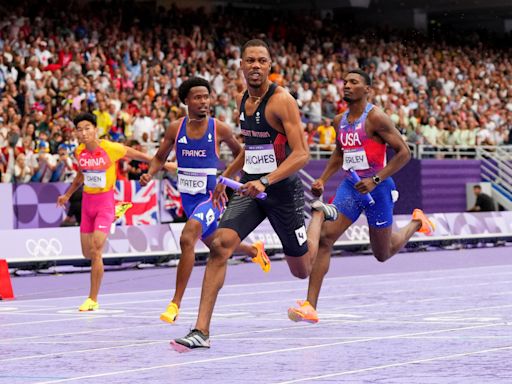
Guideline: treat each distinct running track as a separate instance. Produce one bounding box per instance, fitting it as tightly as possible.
[1,246,512,383]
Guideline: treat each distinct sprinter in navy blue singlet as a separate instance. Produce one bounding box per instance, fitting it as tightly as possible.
[171,40,339,352]
[141,77,270,328]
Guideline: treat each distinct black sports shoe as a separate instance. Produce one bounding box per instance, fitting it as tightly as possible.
[311,200,339,221]
[170,329,210,352]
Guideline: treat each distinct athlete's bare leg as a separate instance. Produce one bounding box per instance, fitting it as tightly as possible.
[80,231,108,302]
[194,228,241,334]
[306,214,353,308]
[369,219,421,262]
[286,210,325,279]
[171,221,259,308]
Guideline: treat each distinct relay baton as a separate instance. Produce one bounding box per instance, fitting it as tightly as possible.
[348,168,375,206]
[218,176,267,200]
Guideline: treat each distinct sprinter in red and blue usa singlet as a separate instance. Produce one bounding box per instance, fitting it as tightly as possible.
[333,102,397,228]
[287,69,435,325]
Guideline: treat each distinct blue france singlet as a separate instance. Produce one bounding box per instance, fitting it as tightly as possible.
[175,117,219,198]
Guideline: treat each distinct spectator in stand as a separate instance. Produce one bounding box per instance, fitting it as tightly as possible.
[304,122,317,147]
[93,101,113,138]
[14,153,33,182]
[132,108,155,144]
[421,117,439,155]
[506,113,512,145]
[50,145,76,183]
[214,93,235,129]
[127,140,149,180]
[0,1,511,189]
[468,185,496,212]
[31,140,56,182]
[317,118,336,152]
[1,131,18,183]
[407,125,424,146]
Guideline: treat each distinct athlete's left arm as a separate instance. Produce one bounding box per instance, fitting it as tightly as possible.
[371,108,411,180]
[355,110,411,194]
[124,146,176,173]
[266,91,309,185]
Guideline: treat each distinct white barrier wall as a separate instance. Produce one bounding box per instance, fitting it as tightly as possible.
[2,212,512,264]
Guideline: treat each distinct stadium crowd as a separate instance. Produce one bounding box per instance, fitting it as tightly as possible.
[0,2,511,183]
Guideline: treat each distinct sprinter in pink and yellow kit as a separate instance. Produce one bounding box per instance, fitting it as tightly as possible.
[57,112,175,312]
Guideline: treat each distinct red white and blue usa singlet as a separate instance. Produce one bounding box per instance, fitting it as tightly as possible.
[337,103,386,179]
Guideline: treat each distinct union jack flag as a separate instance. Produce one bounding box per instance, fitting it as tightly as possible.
[160,177,184,222]
[114,180,159,225]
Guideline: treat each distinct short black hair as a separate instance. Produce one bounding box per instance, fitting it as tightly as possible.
[347,69,372,86]
[241,39,271,58]
[73,112,97,127]
[474,184,482,189]
[178,77,211,104]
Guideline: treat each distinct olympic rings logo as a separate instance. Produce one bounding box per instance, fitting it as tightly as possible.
[344,225,370,241]
[25,238,63,258]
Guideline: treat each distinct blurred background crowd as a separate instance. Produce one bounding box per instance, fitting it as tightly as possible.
[1,1,511,183]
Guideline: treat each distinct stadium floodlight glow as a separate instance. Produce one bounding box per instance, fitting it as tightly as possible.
[349,0,371,8]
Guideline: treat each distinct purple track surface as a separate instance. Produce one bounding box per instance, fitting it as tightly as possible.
[2,247,512,383]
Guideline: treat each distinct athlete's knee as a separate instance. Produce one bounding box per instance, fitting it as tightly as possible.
[82,251,92,260]
[90,239,105,258]
[373,249,391,262]
[180,232,197,250]
[319,234,336,250]
[290,267,310,279]
[209,235,236,261]
[287,256,311,279]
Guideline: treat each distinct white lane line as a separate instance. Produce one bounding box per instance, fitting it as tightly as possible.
[8,277,510,316]
[5,340,168,344]
[400,303,512,319]
[208,335,512,341]
[0,341,166,363]
[3,283,512,328]
[12,263,512,304]
[1,265,510,340]
[0,316,110,327]
[275,345,512,383]
[0,315,496,345]
[9,331,508,346]
[0,323,167,343]
[0,321,322,344]
[33,323,502,384]
[0,322,331,362]
[56,309,124,314]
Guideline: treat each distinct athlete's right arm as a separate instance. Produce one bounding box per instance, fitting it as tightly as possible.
[312,114,343,197]
[57,170,84,207]
[140,120,179,186]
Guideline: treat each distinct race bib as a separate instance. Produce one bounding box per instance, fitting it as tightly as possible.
[178,170,208,195]
[342,148,370,171]
[243,144,277,174]
[83,171,107,188]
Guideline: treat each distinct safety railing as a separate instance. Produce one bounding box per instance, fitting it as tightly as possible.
[414,144,508,159]
[476,146,512,210]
